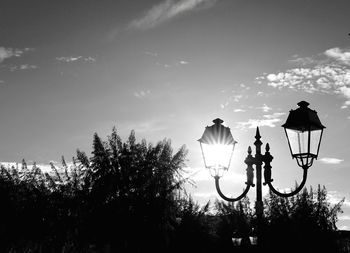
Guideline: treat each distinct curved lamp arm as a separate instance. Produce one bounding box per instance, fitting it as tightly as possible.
[214,176,251,202]
[213,146,256,202]
[262,143,309,197]
[265,167,308,197]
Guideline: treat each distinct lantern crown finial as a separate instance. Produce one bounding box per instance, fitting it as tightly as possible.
[297,101,310,108]
[213,118,224,125]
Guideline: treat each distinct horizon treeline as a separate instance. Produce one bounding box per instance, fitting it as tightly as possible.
[0,127,346,252]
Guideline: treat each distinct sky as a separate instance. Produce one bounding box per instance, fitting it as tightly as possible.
[1,0,350,229]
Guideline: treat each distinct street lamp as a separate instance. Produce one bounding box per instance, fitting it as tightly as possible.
[198,101,325,245]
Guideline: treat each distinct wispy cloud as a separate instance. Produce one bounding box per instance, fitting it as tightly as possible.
[220,101,229,109]
[233,94,243,102]
[127,0,217,30]
[257,47,350,108]
[327,191,350,207]
[144,51,158,57]
[156,60,190,68]
[289,55,317,66]
[0,47,33,63]
[119,118,168,134]
[257,103,272,112]
[319,157,344,165]
[56,56,96,63]
[233,108,245,112]
[339,215,350,221]
[236,112,286,130]
[219,92,249,111]
[134,90,151,98]
[10,64,38,71]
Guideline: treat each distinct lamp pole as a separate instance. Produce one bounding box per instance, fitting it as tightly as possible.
[198,101,325,248]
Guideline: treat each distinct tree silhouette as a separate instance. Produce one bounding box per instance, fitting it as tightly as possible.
[170,196,214,252]
[262,185,343,252]
[215,197,254,250]
[0,128,346,252]
[0,127,189,252]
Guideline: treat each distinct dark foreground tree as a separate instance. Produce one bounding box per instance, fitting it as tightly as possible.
[170,196,215,253]
[0,127,189,252]
[215,197,254,250]
[0,127,346,252]
[262,185,344,253]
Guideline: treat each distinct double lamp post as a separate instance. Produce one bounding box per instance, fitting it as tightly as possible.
[198,101,325,244]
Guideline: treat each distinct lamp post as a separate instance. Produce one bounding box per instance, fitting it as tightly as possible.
[198,101,325,246]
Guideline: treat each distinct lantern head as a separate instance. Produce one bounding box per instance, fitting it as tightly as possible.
[282,101,325,168]
[198,118,237,177]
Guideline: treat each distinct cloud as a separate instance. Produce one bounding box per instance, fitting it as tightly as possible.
[56,56,96,63]
[327,191,350,207]
[0,47,33,63]
[339,215,350,221]
[233,94,243,102]
[236,112,286,129]
[127,0,217,30]
[119,118,168,134]
[289,56,316,66]
[257,103,272,112]
[84,57,96,63]
[324,47,350,65]
[156,60,190,68]
[134,90,151,98]
[220,101,229,109]
[258,47,350,108]
[319,157,344,164]
[10,64,38,71]
[56,56,82,62]
[145,51,158,57]
[234,108,245,112]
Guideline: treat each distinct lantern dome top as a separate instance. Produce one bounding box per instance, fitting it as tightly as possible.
[282,101,326,131]
[213,118,224,125]
[198,118,237,145]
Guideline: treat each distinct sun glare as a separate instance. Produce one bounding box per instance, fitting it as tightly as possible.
[201,143,234,173]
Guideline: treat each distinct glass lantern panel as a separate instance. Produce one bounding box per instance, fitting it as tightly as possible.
[200,142,234,170]
[286,128,309,156]
[310,129,322,156]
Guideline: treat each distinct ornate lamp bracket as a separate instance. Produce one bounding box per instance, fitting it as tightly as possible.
[263,143,309,197]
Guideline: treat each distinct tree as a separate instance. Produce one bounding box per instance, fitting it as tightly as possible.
[74,127,189,251]
[215,197,254,250]
[171,196,213,252]
[0,127,189,252]
[262,185,343,252]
